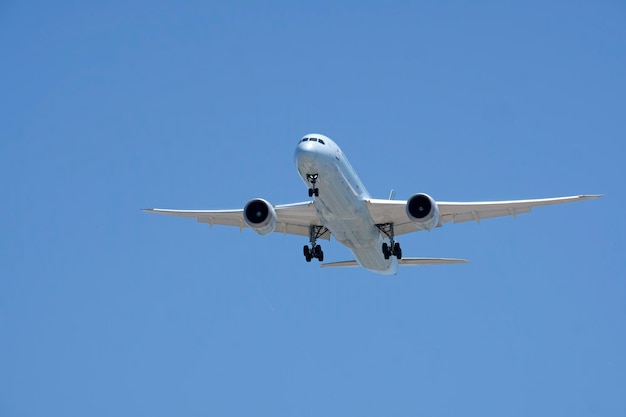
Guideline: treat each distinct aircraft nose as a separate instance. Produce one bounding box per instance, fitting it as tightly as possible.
[294,140,317,164]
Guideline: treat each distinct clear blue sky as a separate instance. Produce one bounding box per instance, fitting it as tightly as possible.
[1,1,624,416]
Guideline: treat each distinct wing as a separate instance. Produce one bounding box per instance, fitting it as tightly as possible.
[366,194,602,236]
[144,201,330,240]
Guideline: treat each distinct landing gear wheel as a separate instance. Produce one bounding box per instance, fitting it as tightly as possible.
[382,242,390,260]
[314,245,324,262]
[303,225,329,264]
[306,174,319,197]
[393,242,402,260]
[378,223,403,260]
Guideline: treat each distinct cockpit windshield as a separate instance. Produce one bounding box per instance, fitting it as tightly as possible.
[300,137,326,145]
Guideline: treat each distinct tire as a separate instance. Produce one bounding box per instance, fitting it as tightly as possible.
[393,242,402,259]
[318,250,324,262]
[382,243,390,260]
[308,189,314,197]
[314,188,319,197]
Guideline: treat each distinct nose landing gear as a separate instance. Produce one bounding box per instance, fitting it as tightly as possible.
[306,174,319,197]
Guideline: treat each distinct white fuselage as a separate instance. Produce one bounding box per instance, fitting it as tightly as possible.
[294,134,398,275]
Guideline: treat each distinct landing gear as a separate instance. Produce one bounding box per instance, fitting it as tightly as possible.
[381,243,401,259]
[303,225,327,262]
[377,223,402,260]
[393,242,402,259]
[306,174,319,197]
[303,245,313,262]
[382,242,390,260]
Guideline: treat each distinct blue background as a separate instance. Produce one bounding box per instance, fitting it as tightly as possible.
[1,2,624,416]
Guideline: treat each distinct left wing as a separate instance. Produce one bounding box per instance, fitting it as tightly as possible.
[366,194,602,236]
[144,201,330,239]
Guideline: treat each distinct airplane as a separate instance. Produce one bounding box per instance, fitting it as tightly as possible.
[144,133,601,275]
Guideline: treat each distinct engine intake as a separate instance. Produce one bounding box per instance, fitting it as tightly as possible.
[406,193,440,231]
[243,198,277,235]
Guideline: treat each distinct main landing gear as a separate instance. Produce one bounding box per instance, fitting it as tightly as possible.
[377,223,402,260]
[306,174,319,197]
[303,225,327,262]
[303,244,323,262]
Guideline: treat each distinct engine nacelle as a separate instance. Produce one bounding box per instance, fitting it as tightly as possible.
[406,193,440,231]
[243,198,277,235]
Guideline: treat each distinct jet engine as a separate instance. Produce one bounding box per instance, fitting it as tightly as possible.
[243,198,277,235]
[406,193,440,231]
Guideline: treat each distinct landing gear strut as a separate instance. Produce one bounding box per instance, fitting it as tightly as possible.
[377,223,402,260]
[303,225,327,262]
[306,174,319,197]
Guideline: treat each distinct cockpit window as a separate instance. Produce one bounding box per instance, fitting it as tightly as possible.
[300,137,325,144]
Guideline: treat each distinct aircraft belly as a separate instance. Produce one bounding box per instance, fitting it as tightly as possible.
[316,174,377,248]
[299,151,396,274]
[328,221,395,274]
[313,164,395,274]
[351,245,398,275]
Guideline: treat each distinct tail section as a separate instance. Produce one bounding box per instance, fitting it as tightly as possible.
[398,257,469,266]
[321,257,469,269]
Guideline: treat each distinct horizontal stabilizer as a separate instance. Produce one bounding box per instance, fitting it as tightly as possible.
[320,260,361,268]
[321,257,469,268]
[399,257,469,265]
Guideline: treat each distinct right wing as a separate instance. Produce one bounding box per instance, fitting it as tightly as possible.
[366,194,602,236]
[144,201,330,240]
[436,195,602,225]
